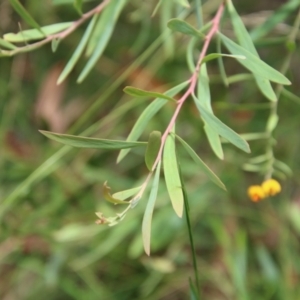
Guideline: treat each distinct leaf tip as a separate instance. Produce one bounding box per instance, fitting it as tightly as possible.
[245,143,251,153]
[39,130,47,135]
[144,246,150,256]
[174,206,183,218]
[56,76,64,85]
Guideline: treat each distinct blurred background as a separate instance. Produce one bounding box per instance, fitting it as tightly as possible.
[1,0,300,299]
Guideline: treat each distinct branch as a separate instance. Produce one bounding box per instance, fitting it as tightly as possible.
[1,0,110,56]
[132,2,225,202]
[152,2,225,171]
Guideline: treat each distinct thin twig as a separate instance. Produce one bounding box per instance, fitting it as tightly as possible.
[1,0,110,56]
[131,2,225,203]
[152,2,225,172]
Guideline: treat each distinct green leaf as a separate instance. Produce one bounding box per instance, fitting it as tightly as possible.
[204,124,224,160]
[117,99,165,162]
[176,0,190,8]
[57,16,98,84]
[197,64,224,159]
[151,0,163,17]
[77,0,127,82]
[9,0,43,34]
[145,131,161,171]
[254,77,277,102]
[266,114,279,132]
[175,135,226,190]
[189,278,199,300]
[52,0,93,4]
[242,164,263,172]
[112,186,141,200]
[197,64,211,110]
[186,37,197,72]
[282,88,300,105]
[51,38,60,52]
[167,18,205,39]
[161,0,174,58]
[163,132,184,218]
[250,0,300,41]
[233,132,269,141]
[0,38,17,50]
[255,245,280,282]
[248,154,270,164]
[142,161,161,256]
[227,0,277,101]
[73,0,83,14]
[216,36,229,86]
[201,53,245,65]
[117,81,188,163]
[274,160,293,177]
[124,86,177,103]
[103,182,130,205]
[39,130,147,149]
[226,0,257,53]
[219,33,291,85]
[192,95,250,153]
[4,22,72,42]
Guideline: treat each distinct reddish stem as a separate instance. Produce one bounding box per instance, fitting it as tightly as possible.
[152,2,225,171]
[2,0,110,56]
[133,3,225,202]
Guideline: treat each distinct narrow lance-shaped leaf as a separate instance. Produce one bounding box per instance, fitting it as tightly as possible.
[227,0,277,101]
[216,35,229,86]
[250,0,300,41]
[186,37,197,72]
[103,182,130,205]
[197,64,224,159]
[74,0,83,15]
[51,38,60,52]
[124,87,176,103]
[192,95,250,153]
[53,0,94,4]
[176,0,190,8]
[201,53,245,65]
[9,0,44,34]
[142,161,161,255]
[112,186,141,200]
[167,18,205,39]
[255,76,277,102]
[4,22,73,43]
[266,114,279,132]
[161,0,174,58]
[204,124,224,160]
[219,33,291,85]
[189,278,199,300]
[151,0,163,17]
[39,130,147,149]
[85,10,106,56]
[145,131,161,171]
[274,160,293,177]
[0,38,17,50]
[226,0,257,53]
[163,132,184,218]
[117,81,189,163]
[282,88,300,105]
[77,0,127,82]
[175,135,226,190]
[57,15,98,84]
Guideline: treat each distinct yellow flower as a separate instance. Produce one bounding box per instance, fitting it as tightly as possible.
[247,185,266,202]
[261,179,281,196]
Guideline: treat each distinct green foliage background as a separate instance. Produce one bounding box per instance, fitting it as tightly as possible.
[1,0,300,299]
